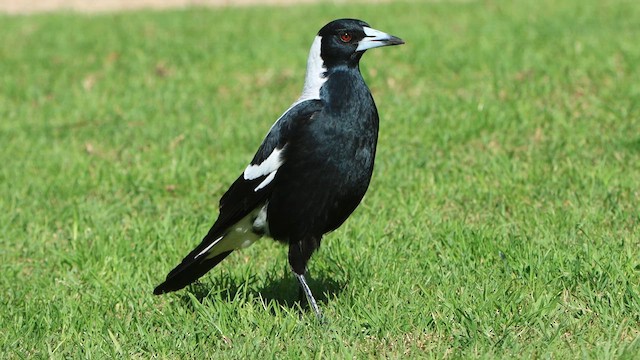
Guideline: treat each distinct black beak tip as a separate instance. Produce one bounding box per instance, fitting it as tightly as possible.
[389,36,405,46]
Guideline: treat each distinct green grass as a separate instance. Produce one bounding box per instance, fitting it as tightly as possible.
[1,0,639,358]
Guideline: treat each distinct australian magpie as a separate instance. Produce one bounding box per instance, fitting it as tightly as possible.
[154,19,404,319]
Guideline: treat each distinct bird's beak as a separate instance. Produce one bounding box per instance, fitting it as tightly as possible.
[356,26,405,52]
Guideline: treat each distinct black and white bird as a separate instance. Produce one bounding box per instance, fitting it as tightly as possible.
[154,19,403,319]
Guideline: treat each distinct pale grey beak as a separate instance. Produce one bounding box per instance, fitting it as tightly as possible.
[356,26,405,52]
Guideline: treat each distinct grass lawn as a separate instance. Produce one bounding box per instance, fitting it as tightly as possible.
[1,0,639,357]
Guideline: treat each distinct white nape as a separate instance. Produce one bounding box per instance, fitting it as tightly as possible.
[262,35,326,137]
[297,35,327,103]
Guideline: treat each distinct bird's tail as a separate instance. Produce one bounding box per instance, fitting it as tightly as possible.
[154,211,263,295]
[153,250,233,295]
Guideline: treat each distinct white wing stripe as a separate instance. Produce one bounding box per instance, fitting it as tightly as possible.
[195,235,224,259]
[243,147,284,180]
[254,171,277,192]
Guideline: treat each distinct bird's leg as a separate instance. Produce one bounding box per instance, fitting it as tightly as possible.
[296,268,311,305]
[297,282,305,304]
[294,272,322,321]
[289,238,323,320]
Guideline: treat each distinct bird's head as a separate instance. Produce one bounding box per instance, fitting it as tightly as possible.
[298,19,403,102]
[317,19,404,68]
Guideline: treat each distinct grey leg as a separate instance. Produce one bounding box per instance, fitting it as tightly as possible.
[294,272,322,321]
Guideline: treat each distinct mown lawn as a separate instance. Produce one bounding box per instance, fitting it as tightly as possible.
[1,0,639,358]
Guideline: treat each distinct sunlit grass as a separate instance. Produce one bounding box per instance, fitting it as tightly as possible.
[1,0,639,357]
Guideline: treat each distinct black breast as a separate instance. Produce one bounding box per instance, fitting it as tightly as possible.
[267,67,379,240]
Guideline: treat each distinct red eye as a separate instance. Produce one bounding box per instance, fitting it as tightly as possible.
[340,32,352,43]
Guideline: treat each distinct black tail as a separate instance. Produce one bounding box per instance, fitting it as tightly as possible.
[153,172,270,295]
[153,250,233,295]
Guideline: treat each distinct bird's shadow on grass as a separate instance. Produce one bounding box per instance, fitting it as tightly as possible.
[259,270,346,309]
[178,268,347,314]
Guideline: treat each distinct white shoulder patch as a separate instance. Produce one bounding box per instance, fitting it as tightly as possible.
[243,147,284,182]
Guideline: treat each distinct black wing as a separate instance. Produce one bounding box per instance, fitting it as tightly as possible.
[153,99,323,294]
